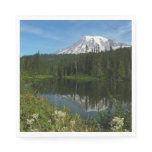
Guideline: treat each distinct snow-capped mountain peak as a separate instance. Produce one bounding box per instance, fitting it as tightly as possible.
[83,35,108,43]
[55,36,130,54]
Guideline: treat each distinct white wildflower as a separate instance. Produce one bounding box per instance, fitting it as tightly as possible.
[97,123,101,128]
[55,118,60,123]
[54,110,58,115]
[27,118,34,125]
[30,128,39,132]
[48,119,51,123]
[54,110,66,118]
[70,120,75,127]
[110,117,124,131]
[55,123,60,129]
[32,113,39,119]
[61,126,67,131]
[71,130,75,132]
[58,111,66,118]
[124,129,129,132]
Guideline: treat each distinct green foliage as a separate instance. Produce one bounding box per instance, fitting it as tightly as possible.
[97,101,131,132]
[20,47,132,81]
[97,109,113,130]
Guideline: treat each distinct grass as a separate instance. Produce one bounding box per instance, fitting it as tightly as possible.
[35,74,54,79]
[64,74,100,81]
[23,73,101,82]
[23,74,54,79]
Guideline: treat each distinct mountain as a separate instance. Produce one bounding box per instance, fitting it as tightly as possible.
[57,94,109,112]
[55,36,131,54]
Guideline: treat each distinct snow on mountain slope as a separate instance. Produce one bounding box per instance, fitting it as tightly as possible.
[55,36,131,54]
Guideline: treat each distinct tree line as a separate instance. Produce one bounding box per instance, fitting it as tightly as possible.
[20,47,132,81]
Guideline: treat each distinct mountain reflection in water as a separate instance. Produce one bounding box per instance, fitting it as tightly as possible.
[31,78,131,119]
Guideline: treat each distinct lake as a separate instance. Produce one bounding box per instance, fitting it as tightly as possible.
[30,78,131,120]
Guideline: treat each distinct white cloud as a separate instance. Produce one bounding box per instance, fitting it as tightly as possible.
[20,23,60,40]
[116,22,131,36]
[21,24,42,35]
[104,22,132,43]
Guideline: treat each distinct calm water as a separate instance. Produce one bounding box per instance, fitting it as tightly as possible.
[31,79,131,119]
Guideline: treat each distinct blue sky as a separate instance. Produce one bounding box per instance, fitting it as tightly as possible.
[20,20,132,56]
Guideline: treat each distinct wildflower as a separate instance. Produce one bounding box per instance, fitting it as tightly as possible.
[61,126,67,131]
[85,125,88,132]
[43,98,46,104]
[61,118,65,123]
[55,123,60,129]
[24,84,28,88]
[28,93,32,100]
[32,113,39,119]
[48,120,51,123]
[59,111,66,118]
[55,118,60,123]
[27,118,34,125]
[70,126,73,131]
[70,120,75,127]
[51,125,55,131]
[30,128,39,132]
[110,117,124,131]
[54,110,66,118]
[97,123,101,128]
[54,110,58,115]
[124,129,129,132]
[47,107,51,112]
[66,106,70,113]
[88,128,91,132]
